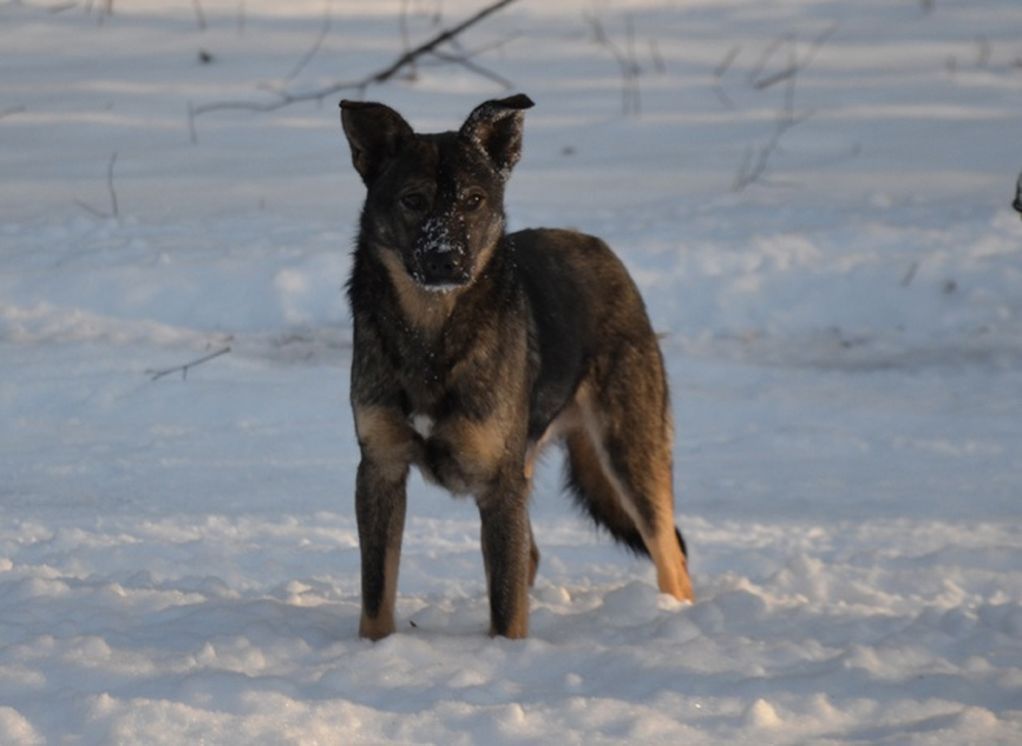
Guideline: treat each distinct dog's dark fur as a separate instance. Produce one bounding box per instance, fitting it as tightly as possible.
[340,94,693,640]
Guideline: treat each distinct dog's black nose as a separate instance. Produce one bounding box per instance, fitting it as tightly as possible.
[419,251,470,288]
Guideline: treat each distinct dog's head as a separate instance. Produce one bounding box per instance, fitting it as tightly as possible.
[340,94,534,291]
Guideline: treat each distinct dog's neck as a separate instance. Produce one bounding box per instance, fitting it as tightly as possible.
[375,248,461,335]
[369,239,507,340]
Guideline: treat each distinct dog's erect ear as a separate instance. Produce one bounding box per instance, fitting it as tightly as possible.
[339,100,415,185]
[459,94,534,179]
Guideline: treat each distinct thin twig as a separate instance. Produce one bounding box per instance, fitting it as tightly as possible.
[147,346,231,381]
[747,34,790,86]
[975,35,992,68]
[106,151,119,218]
[714,44,741,78]
[712,44,740,108]
[192,0,206,31]
[900,260,919,287]
[75,151,120,217]
[187,101,198,144]
[585,12,642,116]
[191,0,520,120]
[283,0,333,83]
[73,199,108,218]
[0,105,26,119]
[427,49,513,87]
[733,27,835,191]
[733,41,813,191]
[399,0,418,81]
[752,24,837,90]
[649,38,665,74]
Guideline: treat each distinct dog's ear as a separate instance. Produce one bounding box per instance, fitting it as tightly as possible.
[459,94,534,179]
[339,100,415,186]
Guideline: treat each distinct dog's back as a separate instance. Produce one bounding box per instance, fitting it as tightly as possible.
[510,228,658,436]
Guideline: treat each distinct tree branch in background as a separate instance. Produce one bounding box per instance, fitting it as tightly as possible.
[712,45,740,109]
[584,12,642,116]
[731,26,836,191]
[399,0,419,81]
[649,38,666,74]
[751,24,837,90]
[0,105,27,119]
[282,0,333,83]
[147,346,232,382]
[189,0,520,131]
[422,32,520,89]
[74,151,120,218]
[192,0,207,31]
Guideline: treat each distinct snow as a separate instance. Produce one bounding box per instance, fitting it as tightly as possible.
[2,0,1022,743]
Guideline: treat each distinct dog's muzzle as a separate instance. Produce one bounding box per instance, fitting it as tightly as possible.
[415,249,471,289]
[413,218,472,289]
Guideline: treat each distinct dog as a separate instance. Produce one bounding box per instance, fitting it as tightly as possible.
[340,94,693,640]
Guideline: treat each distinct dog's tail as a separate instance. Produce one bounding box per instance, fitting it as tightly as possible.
[563,430,688,561]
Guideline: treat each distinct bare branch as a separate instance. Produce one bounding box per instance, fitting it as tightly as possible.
[649,38,665,74]
[733,41,814,192]
[0,105,26,119]
[399,0,418,81]
[73,199,108,219]
[106,150,119,218]
[975,35,992,68]
[75,151,120,218]
[192,0,206,31]
[752,24,837,90]
[283,0,333,83]
[585,12,642,116]
[428,49,512,87]
[747,34,790,86]
[732,26,835,191]
[714,44,741,78]
[900,260,919,287]
[187,101,198,145]
[712,44,740,109]
[191,0,520,122]
[147,346,232,382]
[360,0,518,89]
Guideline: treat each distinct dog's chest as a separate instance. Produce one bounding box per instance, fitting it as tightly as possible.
[409,412,435,439]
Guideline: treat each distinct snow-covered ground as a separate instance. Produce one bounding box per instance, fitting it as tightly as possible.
[2,0,1021,742]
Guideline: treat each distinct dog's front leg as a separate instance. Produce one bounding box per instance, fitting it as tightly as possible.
[356,457,408,641]
[478,478,531,639]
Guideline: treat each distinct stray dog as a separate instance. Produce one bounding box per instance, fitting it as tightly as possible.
[340,94,693,640]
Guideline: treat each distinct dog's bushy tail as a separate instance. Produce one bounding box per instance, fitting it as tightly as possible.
[563,430,688,560]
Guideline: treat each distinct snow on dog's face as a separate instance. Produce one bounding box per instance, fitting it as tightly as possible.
[340,95,533,291]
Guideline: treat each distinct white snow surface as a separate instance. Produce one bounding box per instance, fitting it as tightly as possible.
[2,0,1022,743]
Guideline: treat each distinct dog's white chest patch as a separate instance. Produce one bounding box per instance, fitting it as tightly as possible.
[410,413,434,439]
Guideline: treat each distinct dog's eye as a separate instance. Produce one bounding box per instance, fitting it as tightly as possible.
[463,194,485,212]
[400,193,428,212]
